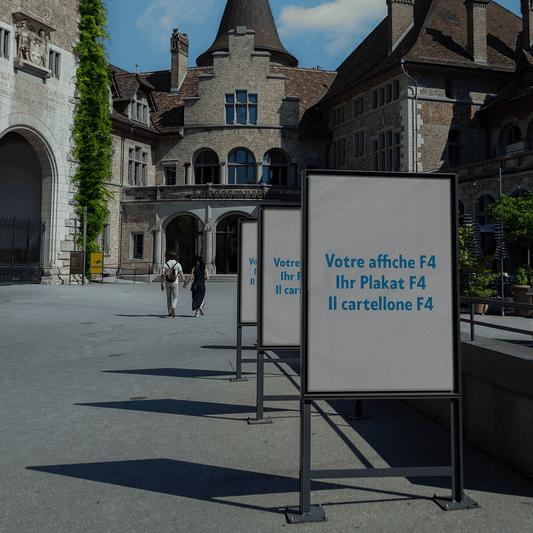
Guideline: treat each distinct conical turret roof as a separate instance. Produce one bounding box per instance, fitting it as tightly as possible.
[196,0,298,67]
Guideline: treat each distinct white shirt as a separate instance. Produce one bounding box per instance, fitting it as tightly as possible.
[162,260,183,285]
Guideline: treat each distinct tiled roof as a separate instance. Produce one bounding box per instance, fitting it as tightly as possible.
[197,0,298,67]
[323,0,521,103]
[111,65,335,136]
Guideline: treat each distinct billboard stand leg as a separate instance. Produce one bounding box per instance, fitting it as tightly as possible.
[433,398,480,511]
[345,399,372,420]
[248,350,272,424]
[231,325,248,382]
[285,400,327,523]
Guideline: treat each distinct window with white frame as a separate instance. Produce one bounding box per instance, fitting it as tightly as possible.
[331,105,346,126]
[0,27,10,59]
[225,89,258,125]
[371,129,400,171]
[128,146,148,186]
[353,96,364,117]
[372,80,400,109]
[48,49,60,78]
[332,138,346,170]
[131,232,144,259]
[131,90,149,124]
[354,131,365,158]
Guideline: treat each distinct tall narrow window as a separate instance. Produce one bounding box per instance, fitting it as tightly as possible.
[371,129,400,171]
[97,212,111,255]
[131,90,149,124]
[225,90,258,125]
[128,146,148,185]
[0,28,10,59]
[448,129,462,167]
[228,149,254,184]
[132,233,144,259]
[354,131,365,158]
[48,50,60,78]
[194,150,220,184]
[332,138,345,170]
[164,166,176,185]
[262,150,290,185]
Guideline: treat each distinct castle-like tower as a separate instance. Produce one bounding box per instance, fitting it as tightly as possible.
[196,0,298,67]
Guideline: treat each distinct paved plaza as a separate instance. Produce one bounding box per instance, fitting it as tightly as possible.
[1,281,532,532]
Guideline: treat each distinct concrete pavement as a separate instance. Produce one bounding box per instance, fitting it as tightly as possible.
[1,281,532,532]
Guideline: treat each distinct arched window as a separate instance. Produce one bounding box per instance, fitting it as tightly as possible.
[502,125,522,155]
[262,150,290,185]
[228,149,254,184]
[194,150,219,184]
[448,129,462,167]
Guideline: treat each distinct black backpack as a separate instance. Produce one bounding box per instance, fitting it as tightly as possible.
[165,262,177,283]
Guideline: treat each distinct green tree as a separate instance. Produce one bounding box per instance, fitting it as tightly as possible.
[487,193,533,267]
[72,0,113,274]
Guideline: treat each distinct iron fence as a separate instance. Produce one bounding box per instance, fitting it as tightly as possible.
[0,217,45,285]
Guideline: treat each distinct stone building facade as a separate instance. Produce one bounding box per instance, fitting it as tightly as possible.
[107,0,335,276]
[317,0,530,269]
[0,1,79,283]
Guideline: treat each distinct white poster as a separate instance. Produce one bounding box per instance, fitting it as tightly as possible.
[260,207,301,348]
[306,174,456,394]
[239,219,258,324]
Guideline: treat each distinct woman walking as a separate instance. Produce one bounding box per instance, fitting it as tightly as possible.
[184,255,209,317]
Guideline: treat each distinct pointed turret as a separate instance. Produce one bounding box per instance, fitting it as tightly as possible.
[196,0,298,67]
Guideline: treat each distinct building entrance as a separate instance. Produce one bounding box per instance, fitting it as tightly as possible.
[165,215,202,273]
[216,215,241,274]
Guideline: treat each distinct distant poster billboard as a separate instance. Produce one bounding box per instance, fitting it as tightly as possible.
[259,206,301,349]
[238,218,258,325]
[90,252,104,275]
[302,172,459,398]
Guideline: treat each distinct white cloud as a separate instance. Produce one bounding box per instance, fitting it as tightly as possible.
[278,0,386,59]
[135,0,217,51]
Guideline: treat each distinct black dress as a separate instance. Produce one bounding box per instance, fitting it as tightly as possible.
[191,266,206,310]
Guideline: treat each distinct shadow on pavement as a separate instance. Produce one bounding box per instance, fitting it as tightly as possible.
[75,398,288,418]
[26,459,425,513]
[102,368,236,379]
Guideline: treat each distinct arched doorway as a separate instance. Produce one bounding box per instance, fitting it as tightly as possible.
[216,214,241,274]
[0,132,45,284]
[165,215,202,273]
[0,132,42,219]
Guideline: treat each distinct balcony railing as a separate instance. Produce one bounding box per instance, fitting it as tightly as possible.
[124,184,301,202]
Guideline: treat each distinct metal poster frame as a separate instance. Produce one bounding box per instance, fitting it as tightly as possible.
[286,170,478,523]
[249,204,301,424]
[232,217,258,382]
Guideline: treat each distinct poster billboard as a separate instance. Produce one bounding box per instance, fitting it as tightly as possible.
[259,206,301,350]
[302,172,459,398]
[90,252,103,275]
[238,218,258,325]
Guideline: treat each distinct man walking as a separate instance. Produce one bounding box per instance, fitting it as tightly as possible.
[161,251,186,317]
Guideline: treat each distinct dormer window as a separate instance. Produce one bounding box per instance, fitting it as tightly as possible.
[131,90,149,124]
[225,89,258,125]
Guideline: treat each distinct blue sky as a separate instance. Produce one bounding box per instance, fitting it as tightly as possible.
[105,0,522,74]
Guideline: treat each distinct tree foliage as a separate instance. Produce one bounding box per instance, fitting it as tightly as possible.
[72,0,113,271]
[487,192,533,267]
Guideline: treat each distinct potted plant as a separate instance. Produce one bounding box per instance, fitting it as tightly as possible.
[459,225,497,314]
[510,266,533,316]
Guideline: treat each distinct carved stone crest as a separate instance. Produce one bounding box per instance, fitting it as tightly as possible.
[13,13,55,76]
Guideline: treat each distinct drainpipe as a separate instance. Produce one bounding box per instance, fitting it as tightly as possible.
[401,59,418,172]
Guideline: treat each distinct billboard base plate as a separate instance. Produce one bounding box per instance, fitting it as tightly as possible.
[285,505,327,523]
[433,494,480,511]
[230,377,249,382]
[247,416,272,425]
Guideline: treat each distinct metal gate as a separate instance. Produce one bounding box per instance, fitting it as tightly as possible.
[0,217,46,285]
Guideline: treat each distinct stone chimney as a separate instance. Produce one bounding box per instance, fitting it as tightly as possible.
[387,0,414,53]
[170,29,189,94]
[522,0,533,50]
[465,0,490,64]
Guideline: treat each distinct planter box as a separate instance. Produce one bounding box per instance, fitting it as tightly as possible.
[511,285,533,316]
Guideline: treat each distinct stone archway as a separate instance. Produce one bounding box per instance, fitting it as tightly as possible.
[165,214,203,274]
